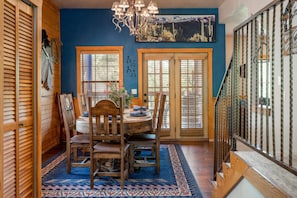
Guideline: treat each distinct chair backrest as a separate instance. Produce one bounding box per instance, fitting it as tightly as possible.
[57,92,64,133]
[152,92,160,129]
[77,93,88,116]
[59,93,76,141]
[156,94,166,132]
[88,97,124,144]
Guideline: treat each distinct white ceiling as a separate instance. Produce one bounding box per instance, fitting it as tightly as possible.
[50,0,243,34]
[51,0,225,9]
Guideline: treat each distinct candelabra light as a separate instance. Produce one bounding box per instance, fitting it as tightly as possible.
[111,0,159,36]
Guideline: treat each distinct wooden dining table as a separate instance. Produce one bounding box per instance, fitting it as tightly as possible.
[76,109,152,135]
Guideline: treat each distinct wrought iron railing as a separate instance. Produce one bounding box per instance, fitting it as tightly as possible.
[214,0,297,178]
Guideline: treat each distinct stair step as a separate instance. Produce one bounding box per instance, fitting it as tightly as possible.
[211,180,217,188]
[225,162,231,168]
[218,172,224,179]
[216,172,224,187]
[222,162,231,178]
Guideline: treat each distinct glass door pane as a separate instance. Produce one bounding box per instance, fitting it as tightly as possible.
[180,59,204,136]
[146,59,170,134]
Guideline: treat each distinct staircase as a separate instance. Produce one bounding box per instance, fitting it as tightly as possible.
[213,1,297,197]
[212,149,297,198]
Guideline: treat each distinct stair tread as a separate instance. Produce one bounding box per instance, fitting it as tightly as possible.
[211,181,217,188]
[235,151,297,197]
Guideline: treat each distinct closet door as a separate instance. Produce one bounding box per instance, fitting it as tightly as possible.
[2,0,35,197]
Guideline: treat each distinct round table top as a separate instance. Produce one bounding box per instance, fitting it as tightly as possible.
[76,109,152,133]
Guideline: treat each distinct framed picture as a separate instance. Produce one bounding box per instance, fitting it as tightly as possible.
[136,15,216,43]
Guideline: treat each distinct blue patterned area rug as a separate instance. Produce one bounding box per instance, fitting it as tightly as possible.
[42,144,203,197]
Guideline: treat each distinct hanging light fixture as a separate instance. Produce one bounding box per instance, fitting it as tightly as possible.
[111,0,159,36]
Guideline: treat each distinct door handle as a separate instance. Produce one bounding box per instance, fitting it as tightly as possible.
[144,93,147,103]
[19,123,24,128]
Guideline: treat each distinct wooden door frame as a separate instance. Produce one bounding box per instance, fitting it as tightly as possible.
[137,48,214,140]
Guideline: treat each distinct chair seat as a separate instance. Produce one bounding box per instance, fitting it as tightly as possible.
[94,143,130,153]
[70,134,90,144]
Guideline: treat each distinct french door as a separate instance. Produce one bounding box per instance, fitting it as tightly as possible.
[141,50,210,140]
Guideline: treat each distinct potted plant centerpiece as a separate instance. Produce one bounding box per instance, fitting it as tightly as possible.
[108,82,133,108]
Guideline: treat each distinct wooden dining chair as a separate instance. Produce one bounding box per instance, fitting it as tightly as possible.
[77,92,88,117]
[136,92,160,161]
[88,96,130,189]
[128,94,166,174]
[59,93,90,174]
[152,92,161,129]
[57,92,65,142]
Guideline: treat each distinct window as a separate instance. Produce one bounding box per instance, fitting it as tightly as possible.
[76,46,123,105]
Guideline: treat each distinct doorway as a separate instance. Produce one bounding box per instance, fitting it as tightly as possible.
[138,49,213,140]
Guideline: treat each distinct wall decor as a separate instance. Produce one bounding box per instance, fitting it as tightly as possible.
[136,15,216,43]
[283,26,297,55]
[282,1,297,55]
[126,56,137,78]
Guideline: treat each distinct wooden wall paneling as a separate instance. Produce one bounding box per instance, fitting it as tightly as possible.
[41,0,61,153]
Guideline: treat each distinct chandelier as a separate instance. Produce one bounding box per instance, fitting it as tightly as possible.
[111,0,159,36]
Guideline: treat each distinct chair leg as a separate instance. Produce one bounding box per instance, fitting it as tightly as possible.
[66,144,71,174]
[125,148,130,179]
[73,147,78,162]
[120,156,124,189]
[129,145,135,174]
[90,156,94,189]
[156,144,160,174]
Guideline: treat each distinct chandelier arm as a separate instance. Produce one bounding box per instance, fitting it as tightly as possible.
[112,17,122,32]
[122,16,135,34]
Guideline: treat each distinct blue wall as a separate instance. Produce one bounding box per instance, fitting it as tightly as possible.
[60,8,225,97]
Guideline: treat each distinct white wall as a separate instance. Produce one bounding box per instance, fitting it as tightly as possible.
[219,0,274,35]
[227,178,265,198]
[219,0,274,67]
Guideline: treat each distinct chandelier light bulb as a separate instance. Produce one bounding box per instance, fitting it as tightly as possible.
[119,0,129,9]
[111,1,120,11]
[134,0,145,9]
[148,0,158,11]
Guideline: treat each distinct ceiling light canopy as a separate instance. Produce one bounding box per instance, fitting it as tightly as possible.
[111,0,159,36]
